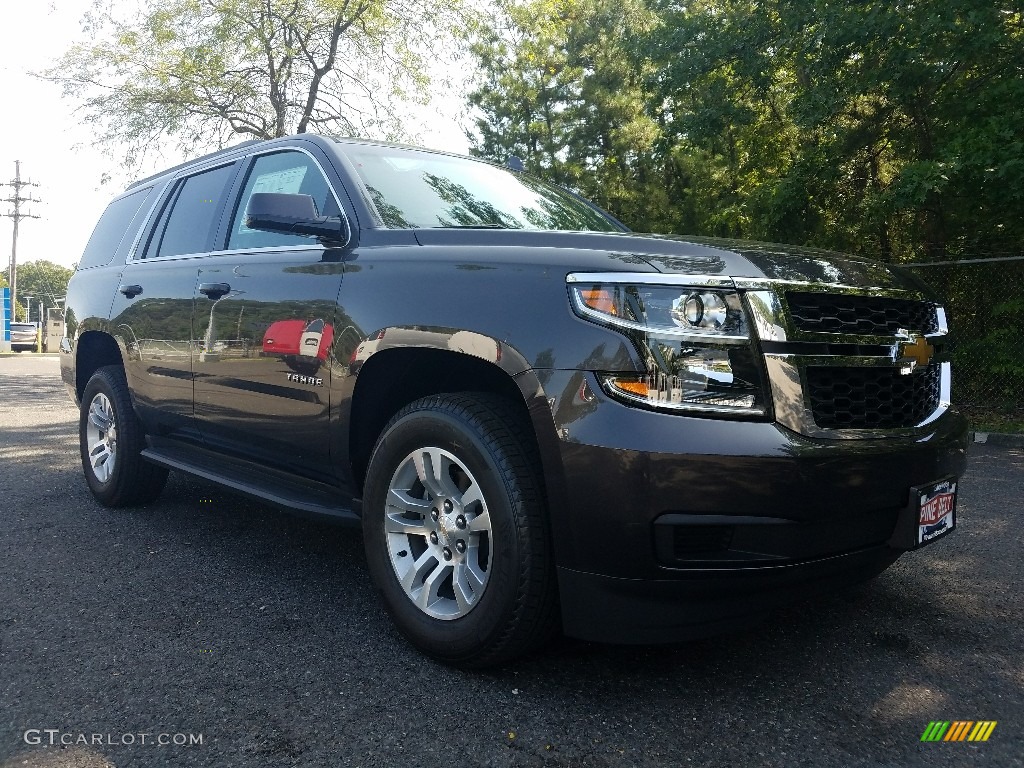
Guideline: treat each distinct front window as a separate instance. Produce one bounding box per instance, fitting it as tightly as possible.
[228,151,340,250]
[337,143,621,232]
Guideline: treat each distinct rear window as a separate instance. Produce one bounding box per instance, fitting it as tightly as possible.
[78,186,154,270]
[149,163,236,259]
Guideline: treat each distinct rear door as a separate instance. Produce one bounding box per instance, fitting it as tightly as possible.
[191,147,348,482]
[109,161,240,439]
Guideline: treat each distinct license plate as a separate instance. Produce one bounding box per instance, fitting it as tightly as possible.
[916,479,957,546]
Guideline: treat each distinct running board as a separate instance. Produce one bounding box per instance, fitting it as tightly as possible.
[141,442,360,524]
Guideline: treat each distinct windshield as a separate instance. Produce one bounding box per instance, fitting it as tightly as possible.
[337,142,621,232]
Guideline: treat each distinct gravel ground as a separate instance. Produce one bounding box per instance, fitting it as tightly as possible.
[1,354,1021,768]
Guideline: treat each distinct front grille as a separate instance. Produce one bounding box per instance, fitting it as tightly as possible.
[806,363,942,430]
[787,292,938,336]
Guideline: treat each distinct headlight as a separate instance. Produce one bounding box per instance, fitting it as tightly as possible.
[568,275,768,416]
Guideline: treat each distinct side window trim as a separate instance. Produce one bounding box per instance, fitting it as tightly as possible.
[134,160,241,262]
[150,182,188,260]
[122,178,174,264]
[135,179,181,261]
[213,154,257,252]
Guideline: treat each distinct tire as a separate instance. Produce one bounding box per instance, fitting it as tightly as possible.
[362,393,558,667]
[79,365,169,507]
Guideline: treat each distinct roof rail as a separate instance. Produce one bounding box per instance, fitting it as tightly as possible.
[125,138,266,190]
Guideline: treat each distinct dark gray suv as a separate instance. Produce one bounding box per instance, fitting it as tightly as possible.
[60,134,968,666]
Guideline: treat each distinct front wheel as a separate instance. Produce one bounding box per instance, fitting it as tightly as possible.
[362,393,557,667]
[79,365,168,507]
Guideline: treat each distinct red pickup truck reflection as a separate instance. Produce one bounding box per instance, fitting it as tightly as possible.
[263,319,334,371]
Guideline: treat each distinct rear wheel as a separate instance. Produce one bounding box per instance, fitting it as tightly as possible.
[362,393,557,667]
[79,365,168,507]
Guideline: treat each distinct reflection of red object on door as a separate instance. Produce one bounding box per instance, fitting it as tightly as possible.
[263,319,334,361]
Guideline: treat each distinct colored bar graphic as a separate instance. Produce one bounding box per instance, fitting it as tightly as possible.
[969,722,998,742]
[944,721,972,741]
[921,721,996,742]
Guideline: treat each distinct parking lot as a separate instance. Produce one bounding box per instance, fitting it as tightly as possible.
[1,353,1021,767]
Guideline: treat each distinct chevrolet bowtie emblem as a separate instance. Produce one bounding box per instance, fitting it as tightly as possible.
[893,329,934,373]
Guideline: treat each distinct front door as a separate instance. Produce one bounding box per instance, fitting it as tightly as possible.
[191,149,347,482]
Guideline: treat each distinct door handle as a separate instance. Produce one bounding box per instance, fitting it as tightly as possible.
[198,282,231,299]
[119,284,143,298]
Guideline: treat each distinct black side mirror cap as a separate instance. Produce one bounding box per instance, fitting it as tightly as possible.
[244,192,351,247]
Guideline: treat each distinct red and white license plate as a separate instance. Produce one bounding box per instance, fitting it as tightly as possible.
[916,479,957,546]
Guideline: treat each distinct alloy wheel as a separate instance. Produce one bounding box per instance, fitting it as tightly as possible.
[384,446,492,620]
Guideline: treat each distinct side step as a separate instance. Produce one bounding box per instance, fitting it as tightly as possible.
[141,441,360,524]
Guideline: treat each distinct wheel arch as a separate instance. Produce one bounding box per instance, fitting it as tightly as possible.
[74,330,127,402]
[346,332,569,532]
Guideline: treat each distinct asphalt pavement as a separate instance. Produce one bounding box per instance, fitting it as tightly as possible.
[1,354,1021,767]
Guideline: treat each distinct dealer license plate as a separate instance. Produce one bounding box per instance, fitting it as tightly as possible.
[916,479,957,546]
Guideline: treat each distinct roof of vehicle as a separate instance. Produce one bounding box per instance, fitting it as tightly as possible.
[124,134,507,193]
[124,138,265,190]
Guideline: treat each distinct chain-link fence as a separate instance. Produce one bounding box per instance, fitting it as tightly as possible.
[900,256,1024,431]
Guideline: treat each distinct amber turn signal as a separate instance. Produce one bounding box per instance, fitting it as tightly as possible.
[579,288,618,316]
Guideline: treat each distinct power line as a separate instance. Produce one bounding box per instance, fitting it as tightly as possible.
[3,160,42,315]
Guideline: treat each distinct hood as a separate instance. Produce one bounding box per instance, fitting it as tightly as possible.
[412,229,911,291]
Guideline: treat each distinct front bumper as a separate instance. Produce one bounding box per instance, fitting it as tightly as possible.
[540,370,969,643]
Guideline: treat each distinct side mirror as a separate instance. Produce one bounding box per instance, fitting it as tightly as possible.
[244,192,350,246]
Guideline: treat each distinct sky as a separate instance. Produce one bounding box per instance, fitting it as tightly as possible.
[0,1,473,281]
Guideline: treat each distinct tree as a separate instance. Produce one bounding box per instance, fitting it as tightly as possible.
[645,0,1024,260]
[2,261,74,324]
[48,0,470,167]
[466,0,674,232]
[470,0,1024,261]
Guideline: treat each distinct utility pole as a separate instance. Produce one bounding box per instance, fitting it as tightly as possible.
[3,160,42,314]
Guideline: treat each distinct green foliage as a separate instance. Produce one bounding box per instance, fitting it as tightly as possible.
[954,296,1024,404]
[466,0,674,231]
[467,0,1024,261]
[2,261,74,323]
[46,0,471,168]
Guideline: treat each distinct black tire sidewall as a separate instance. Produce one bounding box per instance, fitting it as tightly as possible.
[363,405,529,662]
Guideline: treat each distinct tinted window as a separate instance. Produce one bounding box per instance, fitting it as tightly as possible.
[152,163,236,258]
[338,143,620,232]
[78,187,154,269]
[227,151,339,250]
